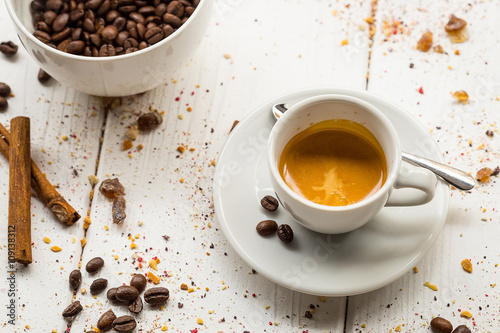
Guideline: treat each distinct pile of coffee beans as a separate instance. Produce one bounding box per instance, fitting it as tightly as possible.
[257,195,294,244]
[30,0,200,57]
[0,82,12,112]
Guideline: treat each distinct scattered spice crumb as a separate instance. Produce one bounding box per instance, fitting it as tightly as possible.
[416,31,433,52]
[461,258,473,273]
[460,310,473,318]
[424,281,438,291]
[453,90,469,103]
[51,246,62,252]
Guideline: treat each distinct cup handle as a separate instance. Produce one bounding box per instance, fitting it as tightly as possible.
[385,165,437,206]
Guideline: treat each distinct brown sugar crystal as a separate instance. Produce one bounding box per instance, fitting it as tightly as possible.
[417,31,433,52]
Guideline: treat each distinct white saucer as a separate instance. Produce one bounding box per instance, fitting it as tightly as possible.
[214,88,449,296]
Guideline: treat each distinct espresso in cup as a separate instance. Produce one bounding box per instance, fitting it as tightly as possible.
[278,119,387,206]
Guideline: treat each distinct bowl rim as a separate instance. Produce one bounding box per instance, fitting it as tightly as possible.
[4,0,208,62]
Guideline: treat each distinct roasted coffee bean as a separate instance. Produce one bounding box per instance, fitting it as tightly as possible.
[452,325,471,333]
[44,11,57,26]
[256,220,278,236]
[139,5,155,16]
[0,41,18,56]
[68,269,82,290]
[163,13,181,28]
[38,68,52,83]
[261,195,279,211]
[72,27,83,41]
[137,110,163,131]
[36,21,52,34]
[155,3,167,17]
[130,274,147,293]
[97,0,112,17]
[97,309,116,331]
[116,31,130,46]
[31,1,45,12]
[145,26,164,44]
[86,0,104,11]
[167,1,184,18]
[0,97,8,112]
[129,12,145,24]
[144,287,169,305]
[185,6,195,16]
[57,38,71,52]
[83,17,96,33]
[112,315,137,332]
[102,25,119,41]
[430,317,453,333]
[162,24,175,38]
[67,40,86,54]
[34,30,52,43]
[107,287,120,302]
[136,23,147,40]
[46,0,63,12]
[0,83,11,97]
[62,301,83,317]
[128,296,143,313]
[52,27,72,43]
[277,224,294,243]
[70,8,84,22]
[52,13,70,32]
[138,41,148,49]
[99,44,116,56]
[86,257,105,273]
[123,37,138,49]
[113,16,128,31]
[90,33,102,47]
[116,285,139,301]
[90,278,108,295]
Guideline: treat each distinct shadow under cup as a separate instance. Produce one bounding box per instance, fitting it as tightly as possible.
[268,95,402,234]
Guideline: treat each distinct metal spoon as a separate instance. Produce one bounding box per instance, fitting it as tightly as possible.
[272,103,475,191]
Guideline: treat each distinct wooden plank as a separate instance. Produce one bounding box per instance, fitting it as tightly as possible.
[347,0,500,332]
[69,0,372,331]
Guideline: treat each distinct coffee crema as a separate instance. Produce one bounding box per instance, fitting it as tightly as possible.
[279,119,387,206]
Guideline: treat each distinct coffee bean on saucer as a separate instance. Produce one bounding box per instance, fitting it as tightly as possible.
[144,287,169,305]
[86,257,104,273]
[0,41,18,57]
[62,300,83,318]
[90,278,108,295]
[107,287,120,302]
[69,269,82,290]
[130,273,147,293]
[128,296,143,314]
[0,97,8,112]
[38,68,52,83]
[261,195,279,211]
[137,110,163,131]
[0,83,11,97]
[277,224,293,243]
[112,315,137,332]
[116,285,139,301]
[452,325,471,333]
[97,309,116,331]
[430,317,453,333]
[256,220,278,236]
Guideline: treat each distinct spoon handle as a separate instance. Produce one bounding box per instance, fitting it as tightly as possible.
[401,152,475,191]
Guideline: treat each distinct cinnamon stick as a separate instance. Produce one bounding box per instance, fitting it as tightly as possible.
[8,117,32,264]
[0,123,80,225]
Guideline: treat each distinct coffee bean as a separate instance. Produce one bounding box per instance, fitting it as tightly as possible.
[86,0,104,11]
[46,0,63,12]
[452,325,471,333]
[52,13,70,32]
[261,195,279,211]
[163,13,181,28]
[67,40,86,54]
[86,257,105,273]
[97,309,116,331]
[0,97,8,112]
[155,3,167,17]
[256,220,278,236]
[72,27,83,41]
[430,317,453,333]
[144,287,169,305]
[0,83,11,97]
[90,278,108,295]
[116,285,139,301]
[107,287,120,302]
[52,27,72,44]
[136,23,147,40]
[130,274,147,293]
[129,12,145,24]
[97,0,112,17]
[0,41,18,57]
[70,9,85,22]
[38,69,52,83]
[99,44,116,56]
[137,110,163,131]
[102,25,119,42]
[112,315,137,332]
[123,37,138,49]
[277,224,294,243]
[145,26,164,44]
[128,296,143,313]
[62,301,83,317]
[68,269,82,290]
[139,5,155,16]
[31,1,45,12]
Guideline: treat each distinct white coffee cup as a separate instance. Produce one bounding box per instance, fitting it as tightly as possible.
[267,94,437,234]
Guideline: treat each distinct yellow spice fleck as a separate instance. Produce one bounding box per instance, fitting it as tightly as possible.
[149,259,158,270]
[130,243,137,249]
[114,255,119,260]
[341,39,349,46]
[180,178,185,183]
[197,318,203,325]
[265,305,270,310]
[43,237,51,244]
[395,325,402,332]
[188,288,194,293]
[413,266,419,273]
[104,225,109,231]
[461,258,473,273]
[51,246,62,252]
[148,271,161,284]
[80,238,87,247]
[461,310,472,318]
[318,296,327,302]
[424,281,438,291]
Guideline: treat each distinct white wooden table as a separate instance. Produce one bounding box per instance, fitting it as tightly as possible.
[1,0,499,332]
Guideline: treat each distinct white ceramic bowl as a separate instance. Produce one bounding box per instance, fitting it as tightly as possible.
[5,0,212,96]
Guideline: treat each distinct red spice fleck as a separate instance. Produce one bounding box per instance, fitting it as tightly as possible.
[191,329,198,333]
[269,322,272,326]
[175,97,180,101]
[418,87,424,94]
[252,293,256,298]
[191,91,195,95]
